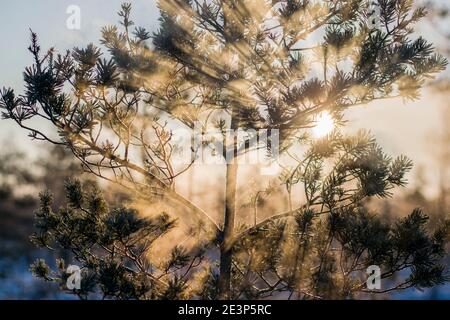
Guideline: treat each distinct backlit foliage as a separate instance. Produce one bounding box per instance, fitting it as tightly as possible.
[2,1,449,299]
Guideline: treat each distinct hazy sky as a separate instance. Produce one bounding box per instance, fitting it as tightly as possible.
[0,0,448,197]
[0,0,159,145]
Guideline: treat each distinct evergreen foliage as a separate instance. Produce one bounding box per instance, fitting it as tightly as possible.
[31,180,205,299]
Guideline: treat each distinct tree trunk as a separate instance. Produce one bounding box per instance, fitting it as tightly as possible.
[218,118,238,299]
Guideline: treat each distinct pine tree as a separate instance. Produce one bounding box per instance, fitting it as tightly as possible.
[2,1,450,299]
[30,180,196,299]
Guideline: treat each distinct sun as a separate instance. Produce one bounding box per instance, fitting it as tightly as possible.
[313,111,335,138]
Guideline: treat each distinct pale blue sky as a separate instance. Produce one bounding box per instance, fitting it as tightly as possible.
[0,0,159,146]
[0,1,158,88]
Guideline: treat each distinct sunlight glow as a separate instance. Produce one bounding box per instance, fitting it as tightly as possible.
[313,112,335,138]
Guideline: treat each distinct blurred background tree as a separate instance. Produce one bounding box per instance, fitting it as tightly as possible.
[0,143,82,298]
